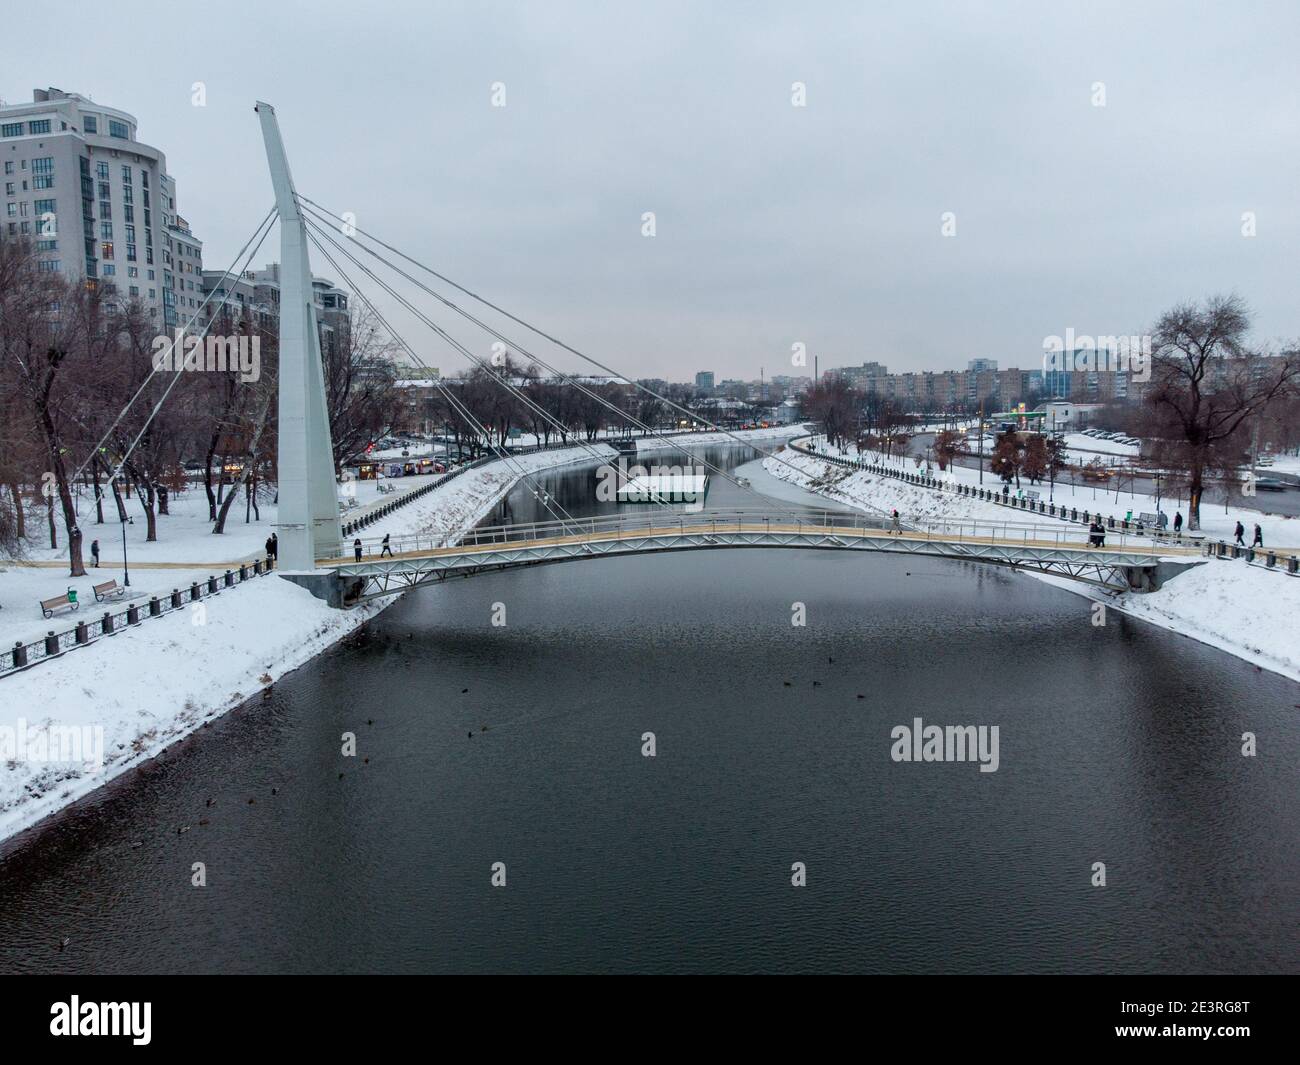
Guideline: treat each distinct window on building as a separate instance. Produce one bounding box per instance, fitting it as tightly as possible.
[97,181,110,199]
[99,200,111,219]
[37,259,60,272]
[124,205,134,223]
[28,120,51,135]
[3,161,13,174]
[1,123,24,137]
[32,157,52,173]
[121,165,132,183]
[83,116,98,134]
[6,203,16,218]
[96,162,109,180]
[4,182,12,195]
[126,244,137,262]
[108,120,128,139]
[101,242,114,260]
[34,198,55,216]
[100,221,113,239]
[33,173,53,189]
[36,238,57,251]
[102,264,115,276]
[122,184,133,204]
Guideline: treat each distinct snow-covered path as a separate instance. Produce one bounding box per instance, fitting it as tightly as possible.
[0,441,616,846]
[761,441,1300,684]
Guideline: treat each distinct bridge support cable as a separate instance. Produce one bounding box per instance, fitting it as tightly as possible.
[71,205,279,490]
[304,228,586,533]
[303,230,591,535]
[297,198,811,521]
[302,219,682,513]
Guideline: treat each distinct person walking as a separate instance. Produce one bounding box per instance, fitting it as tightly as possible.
[1173,511,1183,534]
[90,539,100,568]
[269,532,278,560]
[1234,521,1245,546]
[353,538,363,562]
[380,533,393,557]
[265,535,274,558]
[890,509,902,536]
[1252,524,1263,548]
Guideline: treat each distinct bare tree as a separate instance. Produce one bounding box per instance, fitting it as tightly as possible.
[1143,295,1298,529]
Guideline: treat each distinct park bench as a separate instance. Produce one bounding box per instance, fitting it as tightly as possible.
[93,579,125,602]
[40,589,79,618]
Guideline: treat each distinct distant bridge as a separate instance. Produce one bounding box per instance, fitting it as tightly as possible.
[309,508,1203,605]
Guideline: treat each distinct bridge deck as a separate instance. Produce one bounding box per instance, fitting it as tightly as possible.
[320,521,1201,568]
[316,510,1205,601]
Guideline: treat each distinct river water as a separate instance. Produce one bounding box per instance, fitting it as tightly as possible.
[1,442,1296,973]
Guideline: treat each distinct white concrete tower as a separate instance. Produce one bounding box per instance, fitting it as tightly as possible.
[255,102,341,569]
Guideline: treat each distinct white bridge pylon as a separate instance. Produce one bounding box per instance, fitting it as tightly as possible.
[255,102,341,571]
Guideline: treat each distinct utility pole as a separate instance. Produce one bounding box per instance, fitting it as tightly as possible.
[978,398,985,485]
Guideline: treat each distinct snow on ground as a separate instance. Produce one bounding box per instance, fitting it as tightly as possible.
[1106,560,1300,683]
[1,426,792,846]
[1061,432,1140,460]
[762,438,1300,682]
[635,424,807,455]
[0,440,615,847]
[0,471,441,652]
[804,435,1299,547]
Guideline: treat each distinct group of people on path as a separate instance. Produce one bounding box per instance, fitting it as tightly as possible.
[1234,522,1264,548]
[263,533,278,560]
[352,534,394,561]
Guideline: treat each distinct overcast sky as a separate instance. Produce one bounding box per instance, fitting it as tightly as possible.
[7,0,1298,381]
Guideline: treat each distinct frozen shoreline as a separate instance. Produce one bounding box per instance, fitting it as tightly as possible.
[0,427,800,848]
[0,442,617,848]
[760,442,1300,685]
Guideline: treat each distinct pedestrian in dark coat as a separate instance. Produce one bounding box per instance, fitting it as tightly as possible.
[380,533,392,557]
[269,532,278,559]
[1173,511,1183,533]
[265,536,274,558]
[353,538,363,562]
[1252,524,1263,548]
[90,539,100,567]
[1234,521,1245,546]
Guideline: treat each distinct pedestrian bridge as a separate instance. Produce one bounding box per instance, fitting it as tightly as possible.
[308,508,1204,606]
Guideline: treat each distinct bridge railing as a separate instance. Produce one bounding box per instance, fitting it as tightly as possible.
[333,505,1175,561]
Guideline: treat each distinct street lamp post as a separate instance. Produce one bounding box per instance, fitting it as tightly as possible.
[1049,410,1056,504]
[120,515,130,587]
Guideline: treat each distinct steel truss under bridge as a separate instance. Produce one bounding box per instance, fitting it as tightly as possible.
[322,509,1201,605]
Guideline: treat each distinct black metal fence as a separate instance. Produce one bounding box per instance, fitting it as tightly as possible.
[790,436,1212,545]
[4,558,277,679]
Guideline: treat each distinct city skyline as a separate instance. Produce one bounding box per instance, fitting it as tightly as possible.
[4,1,1298,383]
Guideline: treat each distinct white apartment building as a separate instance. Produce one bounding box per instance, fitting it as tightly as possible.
[0,87,202,328]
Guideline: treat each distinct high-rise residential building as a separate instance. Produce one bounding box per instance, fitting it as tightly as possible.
[695,371,715,392]
[968,358,998,373]
[200,261,351,352]
[1,87,202,328]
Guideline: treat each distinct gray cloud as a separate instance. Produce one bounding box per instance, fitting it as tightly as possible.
[7,0,1298,380]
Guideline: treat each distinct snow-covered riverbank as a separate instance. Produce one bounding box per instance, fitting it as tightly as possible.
[0,442,616,848]
[761,441,1300,684]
